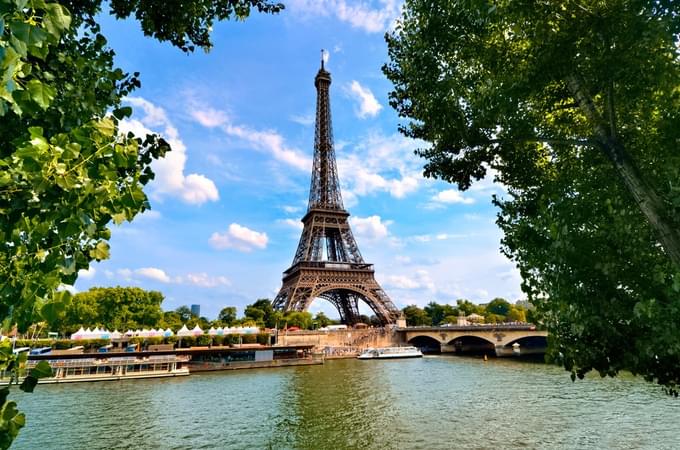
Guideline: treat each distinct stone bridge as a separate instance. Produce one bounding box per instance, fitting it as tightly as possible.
[397,325,548,357]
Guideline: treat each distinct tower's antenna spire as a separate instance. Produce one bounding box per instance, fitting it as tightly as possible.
[321,49,325,69]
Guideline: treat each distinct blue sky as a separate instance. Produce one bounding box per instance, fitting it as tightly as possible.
[73,0,523,319]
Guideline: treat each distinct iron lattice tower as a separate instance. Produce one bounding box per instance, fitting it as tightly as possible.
[273,57,400,325]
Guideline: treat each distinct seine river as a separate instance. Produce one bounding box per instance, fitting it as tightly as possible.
[12,356,680,449]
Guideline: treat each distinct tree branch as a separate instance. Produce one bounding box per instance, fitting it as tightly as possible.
[566,73,680,267]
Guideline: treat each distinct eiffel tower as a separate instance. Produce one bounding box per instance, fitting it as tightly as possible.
[272,56,400,325]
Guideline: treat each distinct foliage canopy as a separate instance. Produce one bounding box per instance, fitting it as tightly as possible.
[385,0,680,391]
[1,0,282,445]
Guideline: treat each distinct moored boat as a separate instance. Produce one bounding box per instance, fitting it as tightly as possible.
[357,346,423,359]
[23,354,190,384]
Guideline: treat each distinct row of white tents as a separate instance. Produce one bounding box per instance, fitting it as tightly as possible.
[70,325,260,340]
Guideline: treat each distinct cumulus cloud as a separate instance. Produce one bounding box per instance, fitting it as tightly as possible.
[135,267,172,283]
[337,132,424,201]
[350,215,391,240]
[347,81,382,118]
[209,223,269,252]
[431,189,475,205]
[287,0,401,33]
[78,267,96,279]
[121,97,219,205]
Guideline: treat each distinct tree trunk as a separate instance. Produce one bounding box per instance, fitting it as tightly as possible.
[566,74,680,268]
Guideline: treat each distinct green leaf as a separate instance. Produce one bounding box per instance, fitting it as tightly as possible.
[94,117,115,137]
[43,3,72,36]
[40,300,65,324]
[0,387,8,406]
[90,241,110,260]
[26,79,56,109]
[112,106,133,119]
[30,361,52,379]
[19,376,38,393]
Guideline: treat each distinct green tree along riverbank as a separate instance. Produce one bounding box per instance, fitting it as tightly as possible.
[385,0,680,392]
[0,1,283,446]
[18,287,532,340]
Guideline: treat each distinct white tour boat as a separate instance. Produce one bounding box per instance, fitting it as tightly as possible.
[357,346,423,360]
[23,354,190,383]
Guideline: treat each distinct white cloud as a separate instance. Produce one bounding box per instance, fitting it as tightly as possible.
[210,223,269,252]
[117,268,133,280]
[337,132,425,201]
[431,189,475,205]
[191,107,229,128]
[223,124,311,171]
[135,267,172,283]
[350,215,391,240]
[78,267,96,279]
[282,205,303,214]
[190,104,312,172]
[290,114,315,126]
[288,0,401,33]
[408,232,472,243]
[347,80,382,118]
[116,268,231,288]
[122,97,219,205]
[277,218,304,230]
[184,273,231,288]
[385,269,435,291]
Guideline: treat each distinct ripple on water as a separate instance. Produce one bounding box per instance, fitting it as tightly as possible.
[10,358,680,450]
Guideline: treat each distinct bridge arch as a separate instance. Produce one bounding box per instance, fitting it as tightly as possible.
[407,335,441,354]
[502,335,548,357]
[447,335,496,355]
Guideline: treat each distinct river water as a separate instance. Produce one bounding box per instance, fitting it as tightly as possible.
[11,356,680,449]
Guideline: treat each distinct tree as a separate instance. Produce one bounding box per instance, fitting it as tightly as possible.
[218,307,237,326]
[485,298,511,318]
[385,0,680,392]
[424,302,458,325]
[1,1,282,443]
[455,299,484,317]
[402,305,430,326]
[1,0,283,328]
[244,299,277,328]
[313,312,331,329]
[175,305,195,323]
[282,311,313,329]
[506,307,526,323]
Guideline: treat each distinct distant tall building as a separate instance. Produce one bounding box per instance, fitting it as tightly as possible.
[191,304,201,317]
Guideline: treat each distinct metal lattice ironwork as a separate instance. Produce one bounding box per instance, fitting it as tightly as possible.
[273,57,400,325]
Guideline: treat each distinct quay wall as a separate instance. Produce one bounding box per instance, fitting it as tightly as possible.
[276,329,398,349]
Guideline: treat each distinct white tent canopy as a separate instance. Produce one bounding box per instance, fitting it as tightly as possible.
[177,324,191,337]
